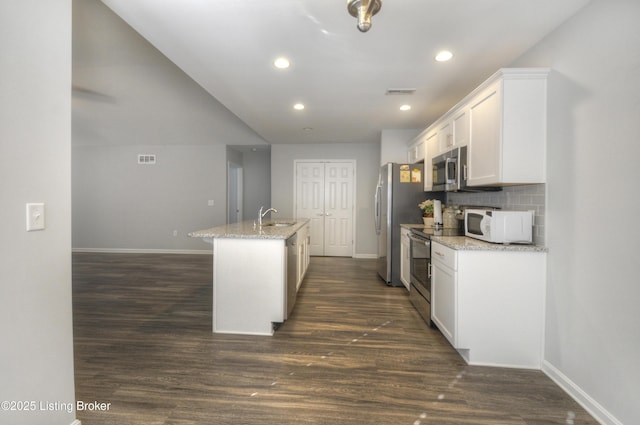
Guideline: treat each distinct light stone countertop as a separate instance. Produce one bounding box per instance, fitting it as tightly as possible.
[401,223,547,252]
[431,236,547,252]
[189,218,310,240]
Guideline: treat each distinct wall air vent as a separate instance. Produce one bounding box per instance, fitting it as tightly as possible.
[385,88,416,95]
[137,154,156,165]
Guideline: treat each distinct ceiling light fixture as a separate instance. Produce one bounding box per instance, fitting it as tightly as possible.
[435,50,454,62]
[273,57,290,69]
[293,103,305,110]
[400,105,411,111]
[347,0,382,33]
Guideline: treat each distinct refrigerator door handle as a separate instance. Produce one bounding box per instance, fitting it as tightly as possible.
[374,184,382,235]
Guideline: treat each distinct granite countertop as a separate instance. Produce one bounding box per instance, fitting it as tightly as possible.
[431,235,547,252]
[401,223,547,252]
[189,218,309,240]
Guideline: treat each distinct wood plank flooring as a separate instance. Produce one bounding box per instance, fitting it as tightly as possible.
[72,253,598,425]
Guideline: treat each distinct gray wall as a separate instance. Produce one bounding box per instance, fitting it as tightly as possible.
[0,1,76,424]
[380,129,420,165]
[72,0,269,252]
[72,144,227,252]
[242,149,272,220]
[73,0,267,149]
[271,143,380,257]
[511,1,640,423]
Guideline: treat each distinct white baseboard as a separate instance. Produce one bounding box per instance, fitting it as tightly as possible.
[542,360,621,425]
[353,253,377,259]
[70,420,81,425]
[72,248,212,255]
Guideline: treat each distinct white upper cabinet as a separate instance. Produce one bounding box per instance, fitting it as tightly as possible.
[423,130,438,191]
[438,120,452,152]
[412,68,549,191]
[467,69,549,186]
[407,138,425,163]
[452,107,469,149]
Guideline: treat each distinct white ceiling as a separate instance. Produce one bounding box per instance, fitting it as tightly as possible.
[96,0,589,145]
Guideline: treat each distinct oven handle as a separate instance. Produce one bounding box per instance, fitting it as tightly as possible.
[408,234,431,246]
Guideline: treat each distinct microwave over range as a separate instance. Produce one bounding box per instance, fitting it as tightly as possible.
[432,146,500,193]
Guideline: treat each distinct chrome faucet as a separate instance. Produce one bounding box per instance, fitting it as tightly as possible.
[258,206,278,226]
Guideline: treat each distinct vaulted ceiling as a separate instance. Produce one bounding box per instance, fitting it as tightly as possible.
[77,0,590,145]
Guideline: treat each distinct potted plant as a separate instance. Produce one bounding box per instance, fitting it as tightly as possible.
[418,199,435,226]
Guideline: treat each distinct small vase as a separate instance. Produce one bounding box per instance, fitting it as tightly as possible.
[423,216,434,227]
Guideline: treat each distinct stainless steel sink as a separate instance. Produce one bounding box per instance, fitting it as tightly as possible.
[263,222,295,227]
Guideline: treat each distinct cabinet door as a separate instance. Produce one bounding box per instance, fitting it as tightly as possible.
[400,229,411,290]
[452,108,469,147]
[424,131,439,191]
[438,121,453,152]
[467,83,501,186]
[408,140,425,163]
[431,259,457,347]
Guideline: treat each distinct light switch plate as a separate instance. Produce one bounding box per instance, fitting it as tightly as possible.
[26,203,45,231]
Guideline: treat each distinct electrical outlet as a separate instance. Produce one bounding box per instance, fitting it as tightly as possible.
[26,203,45,231]
[208,200,215,206]
[172,230,178,237]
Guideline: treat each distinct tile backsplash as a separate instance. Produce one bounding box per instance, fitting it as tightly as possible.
[446,184,546,246]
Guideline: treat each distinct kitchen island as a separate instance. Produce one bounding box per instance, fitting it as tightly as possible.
[189,219,310,335]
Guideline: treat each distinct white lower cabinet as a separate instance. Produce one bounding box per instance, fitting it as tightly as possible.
[431,243,457,344]
[297,223,311,289]
[212,224,311,336]
[431,241,546,369]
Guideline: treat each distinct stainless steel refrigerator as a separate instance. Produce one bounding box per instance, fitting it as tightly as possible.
[374,163,425,286]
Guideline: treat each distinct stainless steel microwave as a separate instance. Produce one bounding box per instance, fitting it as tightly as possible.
[432,146,501,193]
[432,147,460,191]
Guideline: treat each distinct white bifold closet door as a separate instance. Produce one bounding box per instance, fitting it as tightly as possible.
[295,161,354,257]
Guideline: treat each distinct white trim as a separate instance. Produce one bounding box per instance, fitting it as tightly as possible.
[72,248,212,255]
[227,160,243,224]
[70,420,82,425]
[542,360,621,425]
[353,253,377,259]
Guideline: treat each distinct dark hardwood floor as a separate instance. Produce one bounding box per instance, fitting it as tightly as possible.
[72,253,597,425]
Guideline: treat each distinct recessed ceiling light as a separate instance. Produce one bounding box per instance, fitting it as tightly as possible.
[400,104,412,111]
[293,103,305,110]
[274,57,290,69]
[435,50,454,62]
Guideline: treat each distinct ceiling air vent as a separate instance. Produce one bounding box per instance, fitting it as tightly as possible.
[137,154,156,165]
[385,88,416,96]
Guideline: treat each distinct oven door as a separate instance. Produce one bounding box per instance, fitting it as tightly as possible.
[409,232,433,326]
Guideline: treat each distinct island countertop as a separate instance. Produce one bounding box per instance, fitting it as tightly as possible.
[189,218,310,240]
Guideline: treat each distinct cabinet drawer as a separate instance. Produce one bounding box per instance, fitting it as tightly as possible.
[431,242,457,270]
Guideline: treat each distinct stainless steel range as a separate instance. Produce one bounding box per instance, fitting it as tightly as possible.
[409,226,463,327]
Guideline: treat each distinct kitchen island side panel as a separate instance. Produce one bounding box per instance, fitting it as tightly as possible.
[213,238,286,335]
